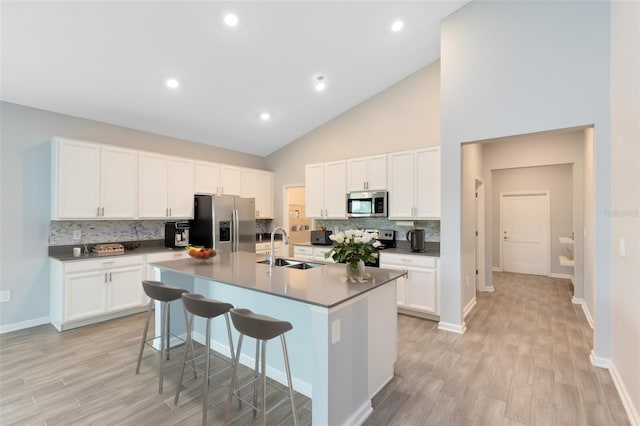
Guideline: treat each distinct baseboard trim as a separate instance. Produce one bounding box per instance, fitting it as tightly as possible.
[550,273,573,280]
[571,298,594,329]
[348,400,374,426]
[0,316,50,334]
[492,267,503,272]
[608,358,640,426]
[589,350,611,369]
[438,321,467,334]
[581,303,594,329]
[463,298,477,319]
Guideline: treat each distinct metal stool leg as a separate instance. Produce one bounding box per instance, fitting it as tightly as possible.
[281,335,299,426]
[260,339,267,426]
[202,318,212,425]
[136,300,153,374]
[253,340,260,418]
[225,334,244,426]
[159,301,168,394]
[166,301,171,361]
[175,309,193,406]
[224,313,242,409]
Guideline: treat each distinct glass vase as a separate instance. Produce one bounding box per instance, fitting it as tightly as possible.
[347,259,366,280]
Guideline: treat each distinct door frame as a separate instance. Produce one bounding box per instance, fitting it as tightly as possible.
[499,191,551,276]
[475,179,491,291]
[282,183,306,257]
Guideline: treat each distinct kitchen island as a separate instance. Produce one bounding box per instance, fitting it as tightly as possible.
[150,251,405,425]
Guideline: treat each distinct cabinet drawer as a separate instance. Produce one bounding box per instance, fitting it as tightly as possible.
[64,255,144,273]
[146,251,189,264]
[379,253,436,269]
[293,245,314,256]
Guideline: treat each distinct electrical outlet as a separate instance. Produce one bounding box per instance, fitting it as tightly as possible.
[331,319,341,344]
[73,229,82,241]
[466,275,470,287]
[619,238,626,257]
[0,290,11,303]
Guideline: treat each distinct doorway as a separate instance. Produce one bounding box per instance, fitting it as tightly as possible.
[500,191,550,275]
[284,186,312,257]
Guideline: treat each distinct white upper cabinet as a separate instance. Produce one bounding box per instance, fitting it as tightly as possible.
[388,147,440,219]
[346,154,387,191]
[139,152,193,219]
[242,168,273,219]
[51,137,137,219]
[194,162,241,196]
[305,161,347,219]
[100,145,138,218]
[220,165,242,195]
[167,157,195,218]
[414,147,441,218]
[194,161,221,194]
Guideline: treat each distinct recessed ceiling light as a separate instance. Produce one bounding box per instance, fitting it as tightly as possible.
[165,78,180,89]
[391,20,404,32]
[260,112,270,121]
[314,74,326,91]
[224,13,239,27]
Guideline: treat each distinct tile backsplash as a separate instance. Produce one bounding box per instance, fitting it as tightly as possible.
[315,218,440,242]
[49,220,166,246]
[49,219,274,246]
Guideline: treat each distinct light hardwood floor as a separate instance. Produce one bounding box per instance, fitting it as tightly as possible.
[0,272,630,425]
[365,272,630,426]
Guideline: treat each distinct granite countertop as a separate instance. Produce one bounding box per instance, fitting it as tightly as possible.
[49,241,184,262]
[151,251,406,308]
[293,241,440,257]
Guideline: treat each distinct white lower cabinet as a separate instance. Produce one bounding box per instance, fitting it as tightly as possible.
[379,252,439,318]
[50,255,146,331]
[292,245,336,263]
[256,241,282,257]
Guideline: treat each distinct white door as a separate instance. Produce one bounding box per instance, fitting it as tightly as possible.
[406,268,437,314]
[501,193,549,275]
[255,171,273,218]
[366,154,388,190]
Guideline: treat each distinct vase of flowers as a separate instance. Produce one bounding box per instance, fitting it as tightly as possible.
[324,230,381,281]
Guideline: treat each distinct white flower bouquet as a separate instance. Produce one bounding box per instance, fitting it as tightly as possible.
[324,229,381,268]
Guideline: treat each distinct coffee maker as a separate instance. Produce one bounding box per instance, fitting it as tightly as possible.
[165,221,190,248]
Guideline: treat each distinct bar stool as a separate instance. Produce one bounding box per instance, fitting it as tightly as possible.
[224,308,298,426]
[135,280,194,394]
[175,293,241,426]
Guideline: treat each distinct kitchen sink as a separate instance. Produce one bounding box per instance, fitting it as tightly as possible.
[285,262,324,270]
[256,258,299,267]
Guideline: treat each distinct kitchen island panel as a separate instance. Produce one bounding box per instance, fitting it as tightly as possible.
[151,253,401,425]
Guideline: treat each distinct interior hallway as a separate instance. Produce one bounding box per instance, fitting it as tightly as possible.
[366,272,630,426]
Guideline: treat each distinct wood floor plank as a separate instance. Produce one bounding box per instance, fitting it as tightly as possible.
[0,271,632,426]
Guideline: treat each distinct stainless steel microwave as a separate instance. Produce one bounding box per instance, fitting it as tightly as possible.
[347,191,388,218]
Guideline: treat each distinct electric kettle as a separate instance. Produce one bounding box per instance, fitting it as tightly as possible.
[406,229,426,252]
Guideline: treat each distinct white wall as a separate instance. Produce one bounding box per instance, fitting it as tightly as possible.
[0,102,267,329]
[440,1,611,351]
[266,61,441,227]
[491,164,574,277]
[610,1,640,423]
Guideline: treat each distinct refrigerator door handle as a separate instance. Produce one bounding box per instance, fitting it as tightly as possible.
[232,209,238,252]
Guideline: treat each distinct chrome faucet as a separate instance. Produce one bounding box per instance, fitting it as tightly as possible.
[270,226,289,266]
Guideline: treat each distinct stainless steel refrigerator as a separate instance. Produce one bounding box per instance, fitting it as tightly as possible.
[190,194,256,253]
